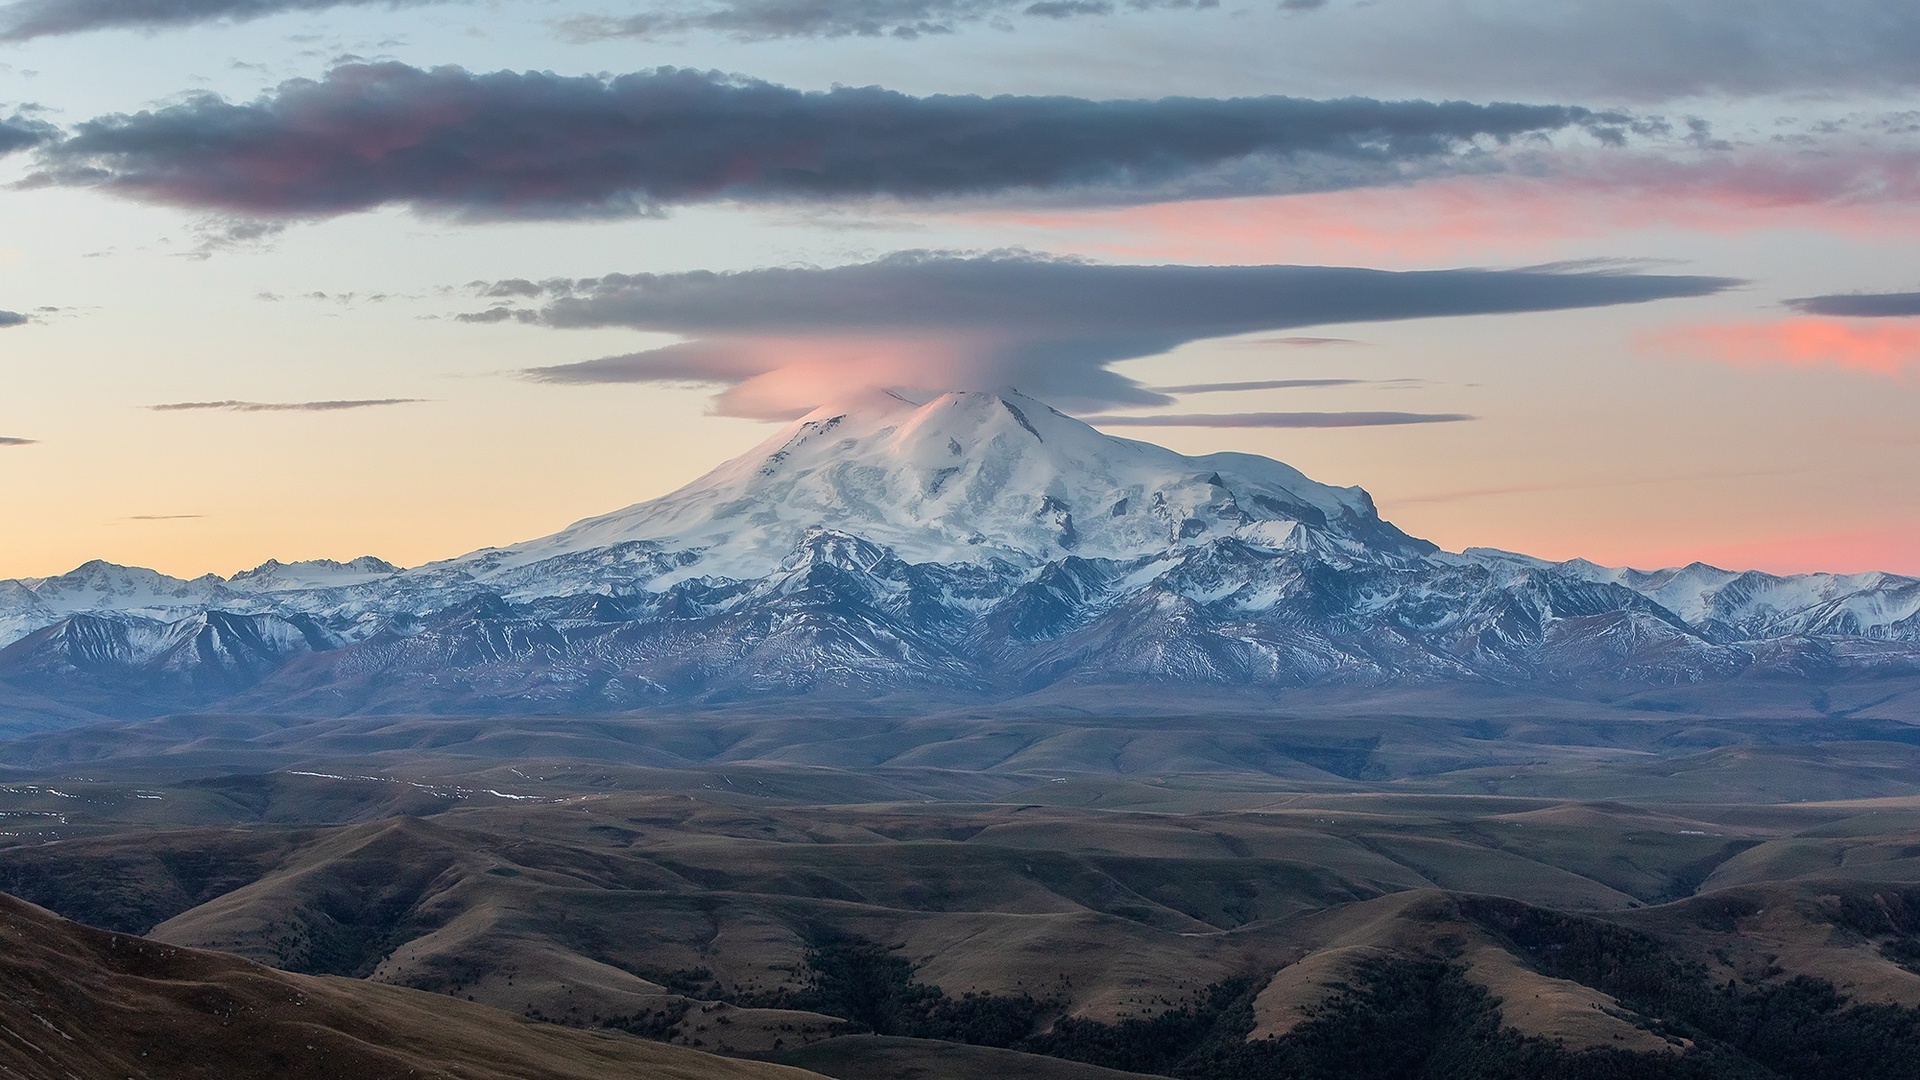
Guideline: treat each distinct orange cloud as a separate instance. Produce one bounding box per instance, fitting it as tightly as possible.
[1645,317,1920,377]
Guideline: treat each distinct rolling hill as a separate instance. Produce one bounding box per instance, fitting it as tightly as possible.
[0,887,826,1080]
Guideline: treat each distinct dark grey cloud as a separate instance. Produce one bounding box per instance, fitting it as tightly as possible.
[454,307,532,324]
[519,252,1735,337]
[1241,335,1365,347]
[1785,291,1920,318]
[183,217,287,260]
[0,0,428,41]
[1221,0,1920,103]
[0,113,55,155]
[562,0,1215,42]
[0,310,26,328]
[476,277,546,299]
[6,0,1914,107]
[30,63,1616,221]
[147,398,423,412]
[0,436,35,446]
[498,251,1738,416]
[1083,411,1471,428]
[0,0,1216,40]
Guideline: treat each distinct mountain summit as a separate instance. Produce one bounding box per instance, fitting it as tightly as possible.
[488,390,1432,582]
[0,390,1917,720]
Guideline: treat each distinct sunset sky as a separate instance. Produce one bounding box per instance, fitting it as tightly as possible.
[2,0,1918,580]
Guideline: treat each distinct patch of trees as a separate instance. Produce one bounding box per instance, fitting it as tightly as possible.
[0,839,291,934]
[271,903,424,978]
[1022,976,1265,1074]
[736,929,1055,1046]
[1028,956,1732,1080]
[1811,887,1920,977]
[597,1000,692,1040]
[1460,895,1920,1079]
[742,914,1920,1080]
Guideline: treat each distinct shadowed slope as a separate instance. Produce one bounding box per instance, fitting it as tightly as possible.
[0,889,825,1080]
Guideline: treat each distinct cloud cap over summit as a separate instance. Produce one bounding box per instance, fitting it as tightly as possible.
[496,252,1739,416]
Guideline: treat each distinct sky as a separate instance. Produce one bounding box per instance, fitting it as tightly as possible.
[1,0,1918,580]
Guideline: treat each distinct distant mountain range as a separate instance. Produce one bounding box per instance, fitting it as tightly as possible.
[3,390,1917,723]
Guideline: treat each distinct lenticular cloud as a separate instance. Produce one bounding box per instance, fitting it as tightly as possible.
[483,251,1739,417]
[31,63,1613,221]
[1785,291,1920,318]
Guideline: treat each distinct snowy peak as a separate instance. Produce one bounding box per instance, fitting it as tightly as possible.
[0,556,412,650]
[1464,548,1920,643]
[19,560,232,618]
[494,390,1432,582]
[227,556,401,593]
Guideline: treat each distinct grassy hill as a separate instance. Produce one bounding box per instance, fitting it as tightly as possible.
[7,706,1920,1077]
[0,889,825,1080]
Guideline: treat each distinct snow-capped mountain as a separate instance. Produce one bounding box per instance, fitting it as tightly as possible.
[469,390,1433,583]
[0,557,400,649]
[1,391,1916,720]
[226,556,401,593]
[1464,549,1920,646]
[0,561,231,646]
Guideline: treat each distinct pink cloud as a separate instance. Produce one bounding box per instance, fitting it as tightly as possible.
[530,332,1047,418]
[1645,317,1920,377]
[962,149,1920,266]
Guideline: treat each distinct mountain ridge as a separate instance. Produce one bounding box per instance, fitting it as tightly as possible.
[1,390,1916,721]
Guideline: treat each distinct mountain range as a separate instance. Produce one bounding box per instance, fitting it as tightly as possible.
[3,390,1917,724]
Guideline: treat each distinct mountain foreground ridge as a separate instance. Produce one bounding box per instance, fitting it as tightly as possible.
[2,389,1917,721]
[0,889,821,1080]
